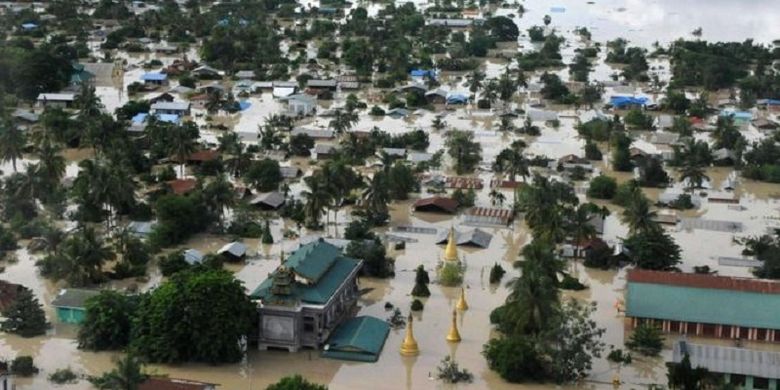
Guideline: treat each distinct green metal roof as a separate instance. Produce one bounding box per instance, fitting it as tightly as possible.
[51,289,100,309]
[322,316,390,362]
[250,241,361,305]
[626,282,780,330]
[285,239,342,282]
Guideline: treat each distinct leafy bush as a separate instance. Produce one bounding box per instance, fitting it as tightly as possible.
[158,251,190,277]
[489,263,506,284]
[437,355,473,383]
[607,348,632,364]
[587,175,617,199]
[266,375,328,390]
[626,323,664,356]
[439,262,464,286]
[10,356,38,376]
[411,299,424,311]
[49,368,78,384]
[559,274,587,290]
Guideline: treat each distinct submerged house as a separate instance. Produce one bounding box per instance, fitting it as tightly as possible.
[626,270,780,342]
[52,289,100,324]
[251,239,363,352]
[672,340,780,390]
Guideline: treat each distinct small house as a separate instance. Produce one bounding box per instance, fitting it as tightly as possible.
[166,179,197,195]
[435,228,492,248]
[671,341,780,390]
[306,79,338,90]
[280,166,302,179]
[183,249,204,265]
[413,196,458,214]
[140,72,168,86]
[427,19,474,28]
[149,92,175,104]
[291,127,334,139]
[379,148,407,159]
[425,89,448,104]
[127,221,156,237]
[192,65,222,79]
[217,242,248,262]
[386,108,410,118]
[235,70,256,80]
[283,94,316,116]
[463,207,514,226]
[527,109,559,122]
[36,93,76,108]
[249,191,286,210]
[12,109,40,124]
[312,144,338,160]
[407,152,433,164]
[752,118,778,131]
[52,289,100,324]
[446,93,468,105]
[151,101,190,116]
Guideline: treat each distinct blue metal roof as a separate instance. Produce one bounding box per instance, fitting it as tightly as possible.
[626,281,780,330]
[131,113,148,123]
[156,113,180,123]
[141,73,168,81]
[610,96,649,108]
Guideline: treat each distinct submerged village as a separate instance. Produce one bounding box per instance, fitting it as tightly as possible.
[0,0,779,389]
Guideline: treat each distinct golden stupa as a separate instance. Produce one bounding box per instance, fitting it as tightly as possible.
[456,287,469,311]
[443,227,459,261]
[400,314,420,356]
[446,309,462,342]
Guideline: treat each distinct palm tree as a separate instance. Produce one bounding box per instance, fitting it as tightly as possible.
[203,174,235,229]
[105,162,136,228]
[301,175,329,229]
[679,163,709,193]
[362,172,390,225]
[467,70,485,93]
[91,354,147,390]
[489,189,506,207]
[205,90,223,114]
[431,116,447,132]
[76,84,103,119]
[0,120,26,172]
[621,193,658,234]
[505,240,561,335]
[36,139,66,187]
[328,109,358,134]
[60,227,115,286]
[569,203,598,258]
[169,124,197,177]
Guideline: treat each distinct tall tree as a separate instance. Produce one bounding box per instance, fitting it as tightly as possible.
[1,287,48,337]
[301,174,330,229]
[168,123,198,177]
[0,120,26,172]
[621,192,658,234]
[445,130,482,174]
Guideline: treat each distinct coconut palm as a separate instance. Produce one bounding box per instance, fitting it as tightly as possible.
[301,175,330,229]
[467,70,485,93]
[489,189,506,207]
[35,139,66,187]
[621,193,658,234]
[105,162,136,228]
[362,172,390,225]
[679,163,709,193]
[203,174,235,229]
[568,203,599,258]
[431,116,447,132]
[91,354,147,390]
[169,124,197,177]
[328,109,358,134]
[0,120,26,172]
[505,240,561,335]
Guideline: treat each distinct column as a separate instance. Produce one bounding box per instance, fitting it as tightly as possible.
[717,325,723,338]
[696,323,703,336]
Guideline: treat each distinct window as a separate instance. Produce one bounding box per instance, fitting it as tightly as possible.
[753,376,769,389]
[303,317,315,333]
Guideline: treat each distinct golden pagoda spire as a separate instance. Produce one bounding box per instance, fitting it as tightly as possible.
[456,287,469,311]
[446,309,461,343]
[400,313,420,356]
[443,227,459,261]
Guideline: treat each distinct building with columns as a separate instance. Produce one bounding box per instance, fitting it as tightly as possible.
[626,270,780,342]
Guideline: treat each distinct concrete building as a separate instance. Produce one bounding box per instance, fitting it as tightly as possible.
[250,239,362,352]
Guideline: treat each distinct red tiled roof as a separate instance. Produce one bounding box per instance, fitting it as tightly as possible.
[187,149,220,162]
[627,269,780,295]
[465,207,514,223]
[139,377,216,390]
[166,179,197,195]
[413,196,458,213]
[489,179,525,189]
[445,176,483,189]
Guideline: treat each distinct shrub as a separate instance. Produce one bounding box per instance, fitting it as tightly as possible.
[439,262,463,286]
[626,323,664,356]
[607,348,632,364]
[266,375,327,390]
[411,299,424,311]
[10,356,38,376]
[49,368,78,384]
[587,175,617,199]
[158,251,190,276]
[437,355,473,383]
[489,263,506,284]
[559,274,587,290]
[585,141,602,160]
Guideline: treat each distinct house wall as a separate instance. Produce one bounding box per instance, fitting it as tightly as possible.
[56,307,86,324]
[628,317,779,343]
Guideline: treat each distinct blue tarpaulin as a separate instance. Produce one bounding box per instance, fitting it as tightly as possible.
[550,6,566,12]
[21,23,38,30]
[131,113,148,123]
[760,99,780,106]
[141,73,167,81]
[239,101,251,111]
[446,93,468,104]
[610,96,649,108]
[156,114,180,123]
[719,110,752,120]
[410,69,436,79]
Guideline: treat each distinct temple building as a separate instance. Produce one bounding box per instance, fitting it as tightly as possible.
[626,270,780,342]
[250,239,363,352]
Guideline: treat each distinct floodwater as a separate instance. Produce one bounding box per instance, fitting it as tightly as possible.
[3,1,780,389]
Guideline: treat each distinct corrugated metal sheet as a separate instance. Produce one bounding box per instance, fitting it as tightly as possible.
[673,340,780,380]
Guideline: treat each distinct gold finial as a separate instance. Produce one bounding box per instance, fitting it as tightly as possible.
[444,227,458,261]
[446,309,461,343]
[456,287,469,311]
[400,314,420,356]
